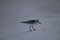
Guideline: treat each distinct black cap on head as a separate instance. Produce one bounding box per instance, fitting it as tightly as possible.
[36,19,39,22]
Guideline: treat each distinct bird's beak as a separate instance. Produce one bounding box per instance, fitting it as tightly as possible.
[38,22,42,24]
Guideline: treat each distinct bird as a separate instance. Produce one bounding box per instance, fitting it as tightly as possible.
[21,19,42,31]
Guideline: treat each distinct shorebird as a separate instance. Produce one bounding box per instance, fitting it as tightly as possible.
[21,19,42,31]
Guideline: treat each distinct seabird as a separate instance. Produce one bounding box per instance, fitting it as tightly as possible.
[21,19,42,31]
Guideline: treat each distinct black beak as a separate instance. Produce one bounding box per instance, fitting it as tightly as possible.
[38,22,42,24]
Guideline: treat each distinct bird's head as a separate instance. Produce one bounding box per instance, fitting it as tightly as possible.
[36,19,42,24]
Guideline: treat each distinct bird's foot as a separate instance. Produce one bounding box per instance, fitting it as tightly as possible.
[29,30,32,31]
[33,29,37,31]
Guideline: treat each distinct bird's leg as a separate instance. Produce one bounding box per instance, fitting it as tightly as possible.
[32,25,34,29]
[29,25,32,31]
[32,25,37,31]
